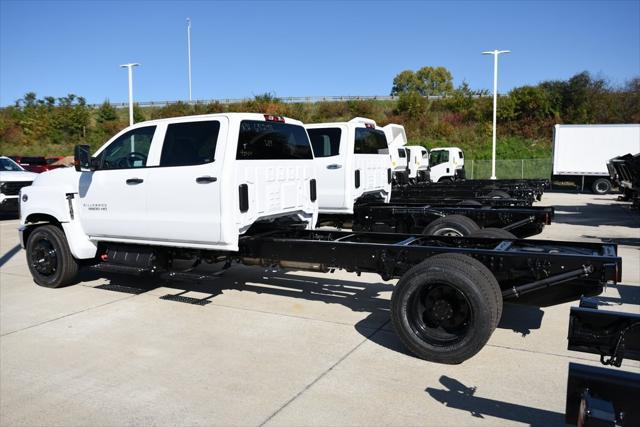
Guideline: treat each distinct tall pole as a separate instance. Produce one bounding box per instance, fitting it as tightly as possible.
[120,63,140,126]
[482,50,510,180]
[187,18,192,102]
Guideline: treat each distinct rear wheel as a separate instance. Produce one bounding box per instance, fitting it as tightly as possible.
[486,190,510,199]
[469,227,517,239]
[422,215,480,237]
[25,225,79,288]
[591,178,611,195]
[391,255,500,364]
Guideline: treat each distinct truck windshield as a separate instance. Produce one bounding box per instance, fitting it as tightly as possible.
[429,150,449,166]
[354,128,389,155]
[308,128,341,157]
[0,158,24,171]
[237,121,313,160]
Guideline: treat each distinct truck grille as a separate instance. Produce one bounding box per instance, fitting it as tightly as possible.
[1,181,32,196]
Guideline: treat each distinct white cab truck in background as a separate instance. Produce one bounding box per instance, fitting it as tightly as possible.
[383,124,409,184]
[429,147,465,182]
[306,117,391,214]
[552,124,640,194]
[405,145,429,182]
[19,113,318,287]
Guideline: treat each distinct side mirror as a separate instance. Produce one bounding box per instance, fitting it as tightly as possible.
[74,145,92,172]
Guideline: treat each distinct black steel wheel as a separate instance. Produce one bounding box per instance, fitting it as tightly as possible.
[486,190,511,199]
[591,178,612,195]
[422,214,480,237]
[26,225,79,288]
[391,255,500,364]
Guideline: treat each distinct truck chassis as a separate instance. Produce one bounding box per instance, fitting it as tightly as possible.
[62,227,621,364]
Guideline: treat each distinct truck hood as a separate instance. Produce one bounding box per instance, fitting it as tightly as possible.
[0,170,38,182]
[30,166,79,189]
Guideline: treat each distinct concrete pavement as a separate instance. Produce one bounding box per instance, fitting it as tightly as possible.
[1,192,638,426]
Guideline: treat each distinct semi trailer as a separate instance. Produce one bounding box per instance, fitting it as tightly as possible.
[19,113,621,364]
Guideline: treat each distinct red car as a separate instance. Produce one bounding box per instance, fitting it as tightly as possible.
[10,156,66,173]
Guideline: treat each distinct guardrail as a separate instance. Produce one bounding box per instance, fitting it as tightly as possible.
[87,94,488,109]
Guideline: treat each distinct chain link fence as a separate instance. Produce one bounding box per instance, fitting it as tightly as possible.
[467,159,552,179]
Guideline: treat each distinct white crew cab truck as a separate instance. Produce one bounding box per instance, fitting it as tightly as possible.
[19,113,318,288]
[305,117,391,215]
[429,147,465,182]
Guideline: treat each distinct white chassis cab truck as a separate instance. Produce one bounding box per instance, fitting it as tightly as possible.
[305,117,391,215]
[552,124,640,194]
[19,113,318,287]
[17,113,622,365]
[429,147,465,182]
[383,124,409,184]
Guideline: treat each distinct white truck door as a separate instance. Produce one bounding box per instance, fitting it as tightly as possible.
[307,126,347,210]
[353,126,391,200]
[143,118,225,244]
[79,125,157,240]
[429,149,452,182]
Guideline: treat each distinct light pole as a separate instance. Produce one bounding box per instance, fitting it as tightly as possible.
[187,18,192,102]
[120,63,140,126]
[482,49,510,180]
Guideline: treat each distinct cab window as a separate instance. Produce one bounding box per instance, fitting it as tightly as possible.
[354,128,389,154]
[459,151,464,159]
[237,120,312,160]
[160,121,220,167]
[308,128,341,157]
[429,150,449,167]
[99,126,156,170]
[398,148,406,158]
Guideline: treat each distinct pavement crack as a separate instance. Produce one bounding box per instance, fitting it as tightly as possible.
[258,319,390,426]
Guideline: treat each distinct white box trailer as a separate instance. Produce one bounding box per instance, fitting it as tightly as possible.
[552,124,640,194]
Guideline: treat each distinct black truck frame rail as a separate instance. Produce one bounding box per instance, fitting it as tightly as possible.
[392,183,538,205]
[390,193,534,207]
[238,229,620,306]
[412,178,549,201]
[337,202,554,238]
[565,298,640,426]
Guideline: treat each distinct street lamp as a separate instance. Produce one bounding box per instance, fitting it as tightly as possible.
[482,49,510,180]
[187,18,192,102]
[120,63,140,126]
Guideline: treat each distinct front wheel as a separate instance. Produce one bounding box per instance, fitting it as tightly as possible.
[391,255,500,364]
[26,225,79,288]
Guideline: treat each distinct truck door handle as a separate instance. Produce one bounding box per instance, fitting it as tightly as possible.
[196,176,217,183]
[126,178,144,185]
[327,164,342,169]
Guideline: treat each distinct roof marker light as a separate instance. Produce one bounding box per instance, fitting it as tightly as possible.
[264,115,285,122]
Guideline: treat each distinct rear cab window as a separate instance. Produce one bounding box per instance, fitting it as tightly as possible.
[308,128,341,157]
[237,120,312,160]
[354,128,389,155]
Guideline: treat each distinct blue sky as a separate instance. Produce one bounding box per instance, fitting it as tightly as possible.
[1,0,638,106]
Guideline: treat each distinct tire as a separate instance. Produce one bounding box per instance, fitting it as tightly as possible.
[25,224,79,288]
[486,190,510,199]
[470,227,517,239]
[390,255,500,364]
[438,177,454,183]
[457,200,482,207]
[422,215,480,237]
[429,253,503,329]
[591,178,611,195]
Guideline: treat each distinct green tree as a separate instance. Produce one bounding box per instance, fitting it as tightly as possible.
[395,91,428,118]
[391,70,424,95]
[415,66,454,96]
[96,100,118,123]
